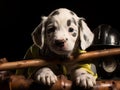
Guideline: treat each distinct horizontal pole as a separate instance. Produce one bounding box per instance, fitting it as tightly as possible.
[0,48,120,70]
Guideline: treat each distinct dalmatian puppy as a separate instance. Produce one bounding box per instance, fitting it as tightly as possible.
[25,8,97,88]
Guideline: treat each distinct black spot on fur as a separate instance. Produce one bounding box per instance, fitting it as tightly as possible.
[84,34,89,41]
[78,20,83,29]
[70,11,74,15]
[67,19,71,26]
[72,33,77,37]
[72,18,77,25]
[50,10,59,16]
[78,20,82,26]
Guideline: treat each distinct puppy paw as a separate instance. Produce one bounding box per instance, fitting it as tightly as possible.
[72,68,96,88]
[35,67,57,85]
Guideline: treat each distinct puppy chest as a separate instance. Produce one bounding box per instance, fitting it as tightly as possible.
[50,63,78,75]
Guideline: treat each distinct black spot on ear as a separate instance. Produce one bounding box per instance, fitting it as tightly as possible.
[50,10,59,16]
[84,34,87,41]
[67,19,71,26]
[84,34,89,41]
[70,11,74,15]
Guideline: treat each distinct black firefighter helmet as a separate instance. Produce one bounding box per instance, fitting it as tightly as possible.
[91,24,120,49]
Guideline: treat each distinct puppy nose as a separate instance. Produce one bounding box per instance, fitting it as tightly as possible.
[55,40,65,47]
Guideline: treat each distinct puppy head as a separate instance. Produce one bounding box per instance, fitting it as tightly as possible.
[32,8,94,56]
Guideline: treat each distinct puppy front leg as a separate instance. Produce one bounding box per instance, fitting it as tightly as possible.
[72,68,96,88]
[35,67,57,85]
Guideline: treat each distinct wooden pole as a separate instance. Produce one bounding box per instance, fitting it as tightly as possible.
[0,48,120,70]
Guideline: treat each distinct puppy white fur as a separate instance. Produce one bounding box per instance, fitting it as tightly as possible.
[30,8,96,88]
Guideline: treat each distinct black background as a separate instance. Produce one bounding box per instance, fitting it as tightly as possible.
[0,0,120,61]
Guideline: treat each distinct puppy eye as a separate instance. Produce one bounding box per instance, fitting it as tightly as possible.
[47,27,55,33]
[68,27,74,32]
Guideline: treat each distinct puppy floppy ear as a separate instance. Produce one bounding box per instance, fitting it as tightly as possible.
[32,16,48,49]
[79,19,94,50]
